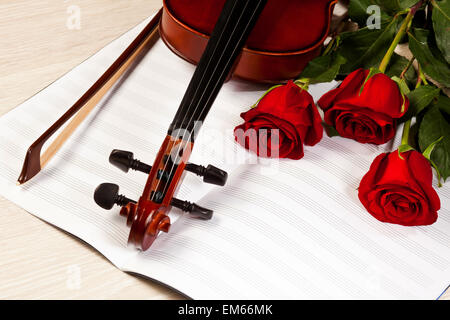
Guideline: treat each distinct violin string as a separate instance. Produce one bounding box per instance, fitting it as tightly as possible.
[150,0,241,202]
[159,0,263,200]
[156,0,254,201]
[190,1,264,130]
[190,1,263,131]
[161,0,252,191]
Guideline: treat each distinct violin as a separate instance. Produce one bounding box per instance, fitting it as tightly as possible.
[18,0,336,251]
[93,0,337,251]
[94,0,269,250]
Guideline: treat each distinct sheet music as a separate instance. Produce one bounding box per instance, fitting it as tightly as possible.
[0,17,448,299]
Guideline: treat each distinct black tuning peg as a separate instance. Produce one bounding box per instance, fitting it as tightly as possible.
[94,183,136,210]
[109,149,227,187]
[170,198,213,220]
[94,183,213,220]
[109,149,152,174]
[185,163,228,186]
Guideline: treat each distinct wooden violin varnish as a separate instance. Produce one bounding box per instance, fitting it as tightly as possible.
[161,0,337,82]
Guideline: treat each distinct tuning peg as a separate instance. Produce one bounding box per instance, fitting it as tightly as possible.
[109,149,228,186]
[94,183,136,210]
[185,163,228,186]
[109,149,152,174]
[94,183,213,220]
[170,198,213,220]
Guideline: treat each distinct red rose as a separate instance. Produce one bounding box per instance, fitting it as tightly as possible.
[358,150,440,226]
[234,80,323,159]
[318,68,409,145]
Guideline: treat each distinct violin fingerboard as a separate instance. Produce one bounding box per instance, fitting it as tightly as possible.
[168,0,268,138]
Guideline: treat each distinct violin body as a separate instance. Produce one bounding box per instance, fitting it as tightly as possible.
[161,0,337,83]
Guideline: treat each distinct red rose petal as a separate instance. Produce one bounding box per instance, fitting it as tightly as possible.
[318,68,368,111]
[358,73,409,118]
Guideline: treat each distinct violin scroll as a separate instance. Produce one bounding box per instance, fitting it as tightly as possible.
[94,147,227,250]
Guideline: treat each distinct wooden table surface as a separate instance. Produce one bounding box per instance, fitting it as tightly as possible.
[0,0,182,299]
[0,0,448,300]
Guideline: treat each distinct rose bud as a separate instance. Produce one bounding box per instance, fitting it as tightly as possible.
[234,80,323,159]
[318,68,409,145]
[358,150,441,226]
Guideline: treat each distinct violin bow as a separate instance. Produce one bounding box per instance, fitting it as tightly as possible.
[17,9,163,185]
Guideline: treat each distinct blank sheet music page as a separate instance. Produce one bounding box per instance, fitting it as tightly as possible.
[0,17,448,299]
[125,81,450,299]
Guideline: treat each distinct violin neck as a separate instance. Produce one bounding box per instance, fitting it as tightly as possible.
[168,0,267,139]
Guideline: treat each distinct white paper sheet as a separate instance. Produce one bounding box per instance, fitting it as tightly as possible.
[0,17,448,299]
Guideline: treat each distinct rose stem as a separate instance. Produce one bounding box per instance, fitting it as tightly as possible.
[418,65,429,86]
[401,119,412,146]
[400,57,415,79]
[322,36,337,56]
[389,1,424,148]
[379,1,424,73]
[400,64,426,147]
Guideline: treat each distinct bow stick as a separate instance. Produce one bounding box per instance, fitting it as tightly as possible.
[17,9,162,184]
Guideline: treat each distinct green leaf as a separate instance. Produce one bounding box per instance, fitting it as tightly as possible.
[392,76,409,113]
[437,94,450,114]
[419,96,450,181]
[408,28,450,87]
[432,0,450,64]
[423,136,444,158]
[429,159,443,187]
[398,144,415,159]
[360,0,418,15]
[337,18,401,75]
[403,85,441,120]
[298,53,347,84]
[422,136,445,186]
[348,0,421,22]
[348,0,392,26]
[392,76,410,94]
[348,0,371,25]
[409,121,421,149]
[398,0,421,10]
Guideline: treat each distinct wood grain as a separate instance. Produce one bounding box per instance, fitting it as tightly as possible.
[0,0,182,300]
